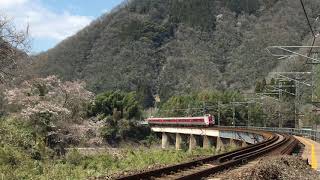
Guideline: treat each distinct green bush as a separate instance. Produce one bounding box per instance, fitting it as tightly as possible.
[99,125,117,143]
[170,0,216,30]
[226,0,261,14]
[88,90,151,143]
[0,145,22,166]
[0,118,34,149]
[66,149,83,166]
[88,90,141,120]
[140,134,159,147]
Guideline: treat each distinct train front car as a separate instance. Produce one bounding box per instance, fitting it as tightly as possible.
[206,114,215,126]
[147,114,214,126]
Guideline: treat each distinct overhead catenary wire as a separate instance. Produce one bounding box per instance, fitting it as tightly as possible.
[300,0,316,37]
[299,0,316,56]
[158,102,260,113]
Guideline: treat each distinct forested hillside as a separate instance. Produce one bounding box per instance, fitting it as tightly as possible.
[32,0,320,103]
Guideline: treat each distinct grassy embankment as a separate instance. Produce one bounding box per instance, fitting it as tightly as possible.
[1,145,236,179]
[0,118,237,179]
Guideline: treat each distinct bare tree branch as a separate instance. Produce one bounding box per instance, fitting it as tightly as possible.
[0,14,30,83]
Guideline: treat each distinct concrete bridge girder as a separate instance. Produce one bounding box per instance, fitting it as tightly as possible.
[154,127,263,151]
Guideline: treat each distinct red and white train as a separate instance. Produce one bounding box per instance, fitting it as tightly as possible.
[147,114,214,126]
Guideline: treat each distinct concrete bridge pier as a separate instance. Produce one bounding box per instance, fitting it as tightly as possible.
[230,139,244,147]
[211,136,218,149]
[203,135,212,149]
[162,132,170,149]
[216,137,226,152]
[176,133,182,150]
[230,138,237,148]
[189,134,198,152]
[241,141,248,147]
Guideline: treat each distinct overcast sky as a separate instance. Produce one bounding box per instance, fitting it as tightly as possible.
[0,0,124,53]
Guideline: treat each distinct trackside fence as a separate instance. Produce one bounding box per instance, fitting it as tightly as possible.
[219,126,320,143]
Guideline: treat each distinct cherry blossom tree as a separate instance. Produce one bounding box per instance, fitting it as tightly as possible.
[0,15,30,83]
[5,75,93,135]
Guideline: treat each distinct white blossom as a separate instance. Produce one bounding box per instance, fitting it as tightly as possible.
[5,75,93,123]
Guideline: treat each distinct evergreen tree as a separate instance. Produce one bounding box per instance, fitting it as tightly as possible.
[270,78,276,86]
[136,83,155,108]
[226,0,261,14]
[255,81,262,93]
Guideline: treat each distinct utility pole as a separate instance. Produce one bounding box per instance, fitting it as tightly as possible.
[311,52,320,131]
[187,104,191,116]
[295,80,298,128]
[203,102,208,115]
[247,104,250,127]
[311,52,320,102]
[232,98,236,127]
[231,100,258,127]
[272,72,311,128]
[217,101,221,126]
[278,79,282,128]
[265,2,320,129]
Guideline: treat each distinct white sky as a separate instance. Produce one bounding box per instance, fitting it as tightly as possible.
[0,0,93,53]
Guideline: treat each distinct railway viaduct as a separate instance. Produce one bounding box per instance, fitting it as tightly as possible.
[117,125,320,179]
[151,126,264,151]
[150,125,320,171]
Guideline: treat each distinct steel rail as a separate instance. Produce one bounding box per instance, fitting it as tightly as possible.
[115,128,297,180]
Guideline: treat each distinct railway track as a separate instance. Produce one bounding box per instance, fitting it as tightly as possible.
[116,129,298,180]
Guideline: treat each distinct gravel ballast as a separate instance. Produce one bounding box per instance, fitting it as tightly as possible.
[210,155,320,180]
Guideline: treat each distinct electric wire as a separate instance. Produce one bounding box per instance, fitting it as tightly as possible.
[299,0,316,57]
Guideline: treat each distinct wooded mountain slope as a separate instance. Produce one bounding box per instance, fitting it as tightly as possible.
[32,0,320,102]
